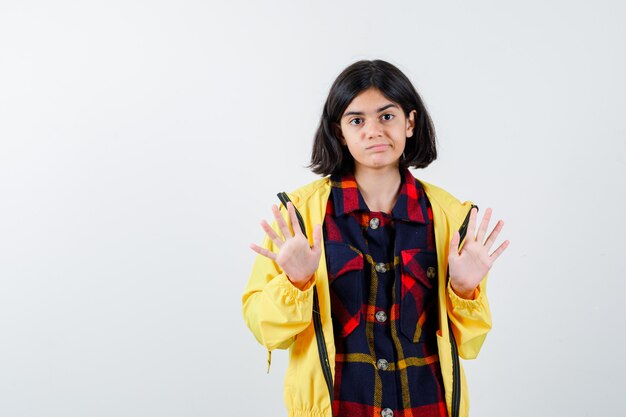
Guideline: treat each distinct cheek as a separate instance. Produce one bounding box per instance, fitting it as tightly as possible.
[396,137,407,152]
[344,142,360,158]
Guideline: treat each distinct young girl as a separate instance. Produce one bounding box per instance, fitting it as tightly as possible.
[242,60,509,417]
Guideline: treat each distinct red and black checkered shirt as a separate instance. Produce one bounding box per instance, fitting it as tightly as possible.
[324,169,447,417]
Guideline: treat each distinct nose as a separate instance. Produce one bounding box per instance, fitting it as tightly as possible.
[365,120,383,139]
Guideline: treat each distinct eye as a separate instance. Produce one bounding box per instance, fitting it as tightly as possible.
[349,118,363,126]
[381,113,395,121]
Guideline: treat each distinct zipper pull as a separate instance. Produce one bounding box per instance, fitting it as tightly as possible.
[267,350,272,374]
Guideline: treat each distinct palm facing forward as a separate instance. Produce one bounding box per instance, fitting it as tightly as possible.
[448,207,509,299]
[250,202,323,290]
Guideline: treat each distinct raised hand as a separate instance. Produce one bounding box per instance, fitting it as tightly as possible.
[448,207,509,299]
[250,202,323,290]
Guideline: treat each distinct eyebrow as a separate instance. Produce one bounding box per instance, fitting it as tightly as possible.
[343,103,399,118]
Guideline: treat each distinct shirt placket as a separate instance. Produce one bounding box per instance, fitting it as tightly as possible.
[363,211,399,415]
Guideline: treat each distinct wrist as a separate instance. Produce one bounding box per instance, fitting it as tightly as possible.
[449,280,477,300]
[288,274,313,291]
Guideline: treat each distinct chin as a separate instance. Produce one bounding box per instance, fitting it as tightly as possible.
[372,157,401,167]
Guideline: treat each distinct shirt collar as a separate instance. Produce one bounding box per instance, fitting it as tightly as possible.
[329,168,428,224]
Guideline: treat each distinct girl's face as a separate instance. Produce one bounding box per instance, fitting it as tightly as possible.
[336,88,416,174]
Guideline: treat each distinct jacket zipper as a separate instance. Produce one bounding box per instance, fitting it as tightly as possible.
[312,288,334,405]
[449,326,461,417]
[277,193,335,408]
[449,204,478,417]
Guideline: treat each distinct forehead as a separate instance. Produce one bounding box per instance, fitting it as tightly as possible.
[343,88,399,115]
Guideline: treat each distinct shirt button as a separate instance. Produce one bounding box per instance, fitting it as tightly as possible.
[427,266,436,279]
[381,408,393,417]
[375,310,387,323]
[377,358,389,370]
[369,217,380,229]
[375,262,387,273]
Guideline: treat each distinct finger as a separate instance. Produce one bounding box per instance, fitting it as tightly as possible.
[467,207,478,240]
[250,243,277,260]
[483,220,504,251]
[476,208,492,243]
[489,239,510,261]
[312,224,322,253]
[272,204,292,239]
[260,220,283,248]
[448,230,461,258]
[288,202,304,236]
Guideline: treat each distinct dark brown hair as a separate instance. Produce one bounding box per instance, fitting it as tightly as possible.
[309,60,437,176]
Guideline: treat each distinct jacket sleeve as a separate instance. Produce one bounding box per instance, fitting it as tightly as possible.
[242,222,316,351]
[446,274,492,359]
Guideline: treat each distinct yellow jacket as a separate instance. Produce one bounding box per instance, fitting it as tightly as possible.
[242,176,492,417]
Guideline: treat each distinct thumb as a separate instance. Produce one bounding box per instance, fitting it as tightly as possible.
[449,230,460,259]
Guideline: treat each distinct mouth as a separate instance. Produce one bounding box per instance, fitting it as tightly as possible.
[366,144,391,151]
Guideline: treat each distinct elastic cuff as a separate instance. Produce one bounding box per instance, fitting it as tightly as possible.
[278,273,316,303]
[447,280,484,312]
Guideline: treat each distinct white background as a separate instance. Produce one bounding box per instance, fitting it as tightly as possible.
[1,1,625,416]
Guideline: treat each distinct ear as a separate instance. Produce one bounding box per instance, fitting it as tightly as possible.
[333,123,346,145]
[406,110,417,138]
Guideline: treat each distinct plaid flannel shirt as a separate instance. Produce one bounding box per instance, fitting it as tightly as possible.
[324,169,447,417]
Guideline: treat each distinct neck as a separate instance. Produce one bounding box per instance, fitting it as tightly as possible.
[353,165,402,213]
